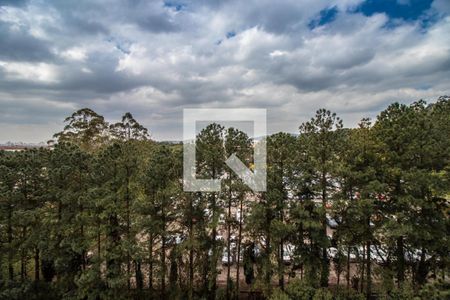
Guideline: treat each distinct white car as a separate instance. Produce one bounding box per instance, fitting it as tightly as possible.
[328,247,357,261]
[222,248,233,265]
[283,244,295,264]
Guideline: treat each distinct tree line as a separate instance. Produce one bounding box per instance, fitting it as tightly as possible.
[0,97,449,300]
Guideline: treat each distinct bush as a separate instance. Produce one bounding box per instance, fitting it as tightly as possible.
[0,281,58,300]
[419,280,450,300]
[334,288,365,300]
[270,288,291,300]
[312,288,333,300]
[284,280,315,300]
[384,283,415,300]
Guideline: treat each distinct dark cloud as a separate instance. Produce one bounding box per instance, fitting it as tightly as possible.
[135,15,179,33]
[0,0,28,7]
[0,22,54,61]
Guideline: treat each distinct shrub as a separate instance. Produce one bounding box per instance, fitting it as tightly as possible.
[270,288,291,300]
[334,288,365,300]
[419,280,450,300]
[312,288,333,300]
[387,283,415,300]
[284,280,315,300]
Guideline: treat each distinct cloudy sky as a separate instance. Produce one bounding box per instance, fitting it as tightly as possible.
[0,0,449,142]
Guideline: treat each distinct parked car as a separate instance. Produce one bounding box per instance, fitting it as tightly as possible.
[222,247,233,265]
[283,243,295,265]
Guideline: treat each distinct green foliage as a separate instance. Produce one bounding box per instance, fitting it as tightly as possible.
[270,288,291,300]
[383,283,415,300]
[0,281,58,300]
[0,98,449,299]
[334,288,365,300]
[284,280,316,299]
[312,288,333,300]
[419,280,450,300]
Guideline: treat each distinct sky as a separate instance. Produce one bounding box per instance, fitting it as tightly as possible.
[0,0,449,142]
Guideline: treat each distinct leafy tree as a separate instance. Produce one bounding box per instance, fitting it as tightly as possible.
[53,108,109,152]
[110,112,149,141]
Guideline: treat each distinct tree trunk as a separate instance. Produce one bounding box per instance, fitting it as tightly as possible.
[161,221,167,298]
[346,246,351,289]
[360,245,365,293]
[21,226,27,281]
[188,195,194,300]
[135,259,143,290]
[366,240,371,300]
[279,241,285,289]
[265,211,272,288]
[416,247,428,286]
[97,218,101,260]
[321,169,329,287]
[34,247,40,281]
[396,236,405,285]
[149,233,154,290]
[236,194,244,297]
[7,204,13,281]
[226,176,232,300]
[189,243,194,300]
[210,189,218,300]
[107,214,121,288]
[126,165,131,290]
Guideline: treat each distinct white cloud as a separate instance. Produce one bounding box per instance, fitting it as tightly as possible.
[0,61,59,83]
[61,47,88,61]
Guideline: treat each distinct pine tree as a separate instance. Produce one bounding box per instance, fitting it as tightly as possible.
[224,127,253,298]
[266,133,296,290]
[140,144,179,299]
[299,109,344,287]
[45,143,93,297]
[195,123,226,298]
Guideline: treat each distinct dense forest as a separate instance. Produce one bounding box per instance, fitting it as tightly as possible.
[0,97,449,300]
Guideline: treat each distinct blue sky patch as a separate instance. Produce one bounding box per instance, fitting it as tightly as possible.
[226,31,236,39]
[164,1,186,12]
[356,0,433,21]
[309,6,338,29]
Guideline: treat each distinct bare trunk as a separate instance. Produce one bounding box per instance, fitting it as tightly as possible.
[346,246,351,289]
[321,169,329,287]
[97,219,101,259]
[161,215,166,298]
[7,204,13,281]
[366,240,371,300]
[34,247,40,281]
[396,236,405,286]
[265,217,271,287]
[21,227,27,281]
[236,194,244,296]
[279,241,285,289]
[126,166,131,290]
[149,234,154,290]
[360,245,365,293]
[188,195,194,300]
[226,176,232,300]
